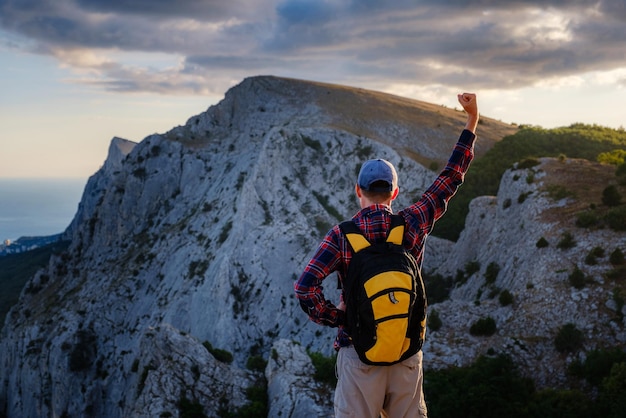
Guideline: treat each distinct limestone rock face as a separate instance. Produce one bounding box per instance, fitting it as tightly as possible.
[265,339,333,417]
[0,76,622,417]
[129,324,254,418]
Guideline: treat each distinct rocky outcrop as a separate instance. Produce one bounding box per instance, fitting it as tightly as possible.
[63,136,137,242]
[0,76,622,417]
[425,159,626,387]
[266,339,333,417]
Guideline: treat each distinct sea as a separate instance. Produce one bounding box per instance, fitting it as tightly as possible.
[0,178,87,242]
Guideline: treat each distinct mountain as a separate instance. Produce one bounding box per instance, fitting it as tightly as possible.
[1,76,623,417]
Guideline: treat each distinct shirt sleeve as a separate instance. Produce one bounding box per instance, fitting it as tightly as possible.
[294,226,346,328]
[401,129,476,241]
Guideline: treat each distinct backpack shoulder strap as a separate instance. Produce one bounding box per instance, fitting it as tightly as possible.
[339,221,371,253]
[386,214,405,245]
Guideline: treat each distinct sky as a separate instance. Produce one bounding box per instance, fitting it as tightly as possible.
[1,0,625,179]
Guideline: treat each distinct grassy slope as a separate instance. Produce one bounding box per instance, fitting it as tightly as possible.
[256,75,518,162]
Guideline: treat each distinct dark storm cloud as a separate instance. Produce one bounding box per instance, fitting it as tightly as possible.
[0,0,262,51]
[74,0,249,20]
[1,0,625,95]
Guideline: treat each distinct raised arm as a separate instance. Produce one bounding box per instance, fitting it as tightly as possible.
[399,93,479,254]
[458,93,479,134]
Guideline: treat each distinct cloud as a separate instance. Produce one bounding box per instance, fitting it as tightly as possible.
[1,0,625,97]
[275,0,337,25]
[74,0,251,20]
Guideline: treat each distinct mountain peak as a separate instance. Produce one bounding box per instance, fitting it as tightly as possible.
[176,75,516,166]
[104,137,137,171]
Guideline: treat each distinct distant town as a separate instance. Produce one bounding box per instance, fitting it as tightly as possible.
[0,234,63,256]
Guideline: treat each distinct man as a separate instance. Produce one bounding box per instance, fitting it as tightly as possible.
[294,93,479,417]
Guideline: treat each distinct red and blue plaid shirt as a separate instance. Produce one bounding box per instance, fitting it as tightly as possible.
[294,129,476,350]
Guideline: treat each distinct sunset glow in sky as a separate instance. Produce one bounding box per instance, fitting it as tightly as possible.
[1,0,625,179]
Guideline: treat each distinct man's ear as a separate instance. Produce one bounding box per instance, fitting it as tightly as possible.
[391,187,399,201]
[355,184,363,198]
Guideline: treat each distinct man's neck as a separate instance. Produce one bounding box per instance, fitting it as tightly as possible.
[360,199,393,208]
[360,203,393,213]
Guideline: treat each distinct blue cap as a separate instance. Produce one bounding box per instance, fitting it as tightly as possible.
[357,159,398,192]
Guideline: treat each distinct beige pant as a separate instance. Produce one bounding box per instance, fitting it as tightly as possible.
[334,346,427,418]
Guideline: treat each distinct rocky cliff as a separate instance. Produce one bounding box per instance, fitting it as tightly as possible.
[426,158,626,386]
[1,76,623,417]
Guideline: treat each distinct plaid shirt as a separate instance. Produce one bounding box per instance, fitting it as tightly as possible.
[294,129,476,350]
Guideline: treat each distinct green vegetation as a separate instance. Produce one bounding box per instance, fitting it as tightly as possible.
[425,354,535,418]
[469,316,497,336]
[0,240,70,324]
[568,266,587,289]
[426,349,626,418]
[178,396,207,418]
[246,355,267,372]
[433,124,626,241]
[499,289,514,306]
[428,309,442,332]
[605,206,626,230]
[308,350,337,385]
[202,341,234,363]
[554,323,584,353]
[423,272,453,304]
[188,260,209,279]
[585,246,605,265]
[484,262,500,285]
[602,185,622,206]
[607,248,626,281]
[609,248,624,265]
[219,380,268,418]
[218,221,233,244]
[235,383,268,418]
[576,205,626,231]
[569,347,626,386]
[557,231,576,250]
[465,260,481,277]
[597,149,626,165]
[576,210,601,228]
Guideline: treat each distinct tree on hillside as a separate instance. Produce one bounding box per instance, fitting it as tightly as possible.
[597,149,626,165]
[602,185,622,206]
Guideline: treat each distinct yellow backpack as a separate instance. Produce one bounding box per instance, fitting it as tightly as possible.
[339,215,427,365]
